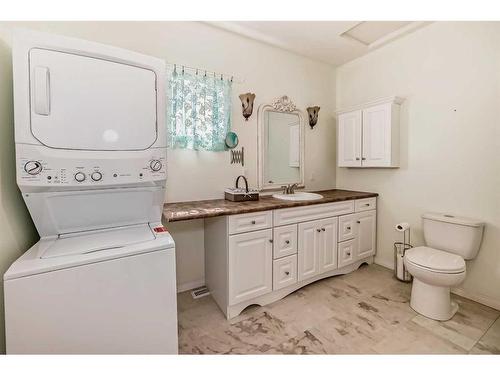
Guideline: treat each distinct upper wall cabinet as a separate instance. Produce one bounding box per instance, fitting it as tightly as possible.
[337,96,404,168]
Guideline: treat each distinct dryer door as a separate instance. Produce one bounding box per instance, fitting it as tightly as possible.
[29,48,157,151]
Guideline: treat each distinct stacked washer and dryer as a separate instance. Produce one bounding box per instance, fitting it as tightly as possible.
[3,30,178,354]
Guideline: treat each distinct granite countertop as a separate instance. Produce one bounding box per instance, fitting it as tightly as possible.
[163,189,378,222]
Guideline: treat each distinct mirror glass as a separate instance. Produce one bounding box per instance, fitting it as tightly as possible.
[225,131,239,149]
[259,107,303,190]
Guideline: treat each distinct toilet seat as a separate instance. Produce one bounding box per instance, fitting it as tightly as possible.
[405,246,466,274]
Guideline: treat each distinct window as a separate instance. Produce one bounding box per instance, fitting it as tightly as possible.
[168,70,232,151]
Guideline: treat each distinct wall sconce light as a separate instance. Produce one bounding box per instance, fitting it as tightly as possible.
[307,106,320,129]
[239,93,256,121]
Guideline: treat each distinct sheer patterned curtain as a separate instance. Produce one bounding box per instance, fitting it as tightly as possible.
[168,70,232,151]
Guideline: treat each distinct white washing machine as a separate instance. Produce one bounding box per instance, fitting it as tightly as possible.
[3,29,178,354]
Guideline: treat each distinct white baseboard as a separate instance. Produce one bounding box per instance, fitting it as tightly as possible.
[374,257,394,270]
[177,278,205,293]
[452,287,500,311]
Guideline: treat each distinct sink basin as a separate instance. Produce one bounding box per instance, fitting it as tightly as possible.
[272,192,323,201]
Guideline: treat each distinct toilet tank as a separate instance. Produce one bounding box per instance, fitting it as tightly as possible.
[422,213,485,259]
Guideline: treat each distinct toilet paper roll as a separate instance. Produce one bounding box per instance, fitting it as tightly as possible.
[395,222,410,232]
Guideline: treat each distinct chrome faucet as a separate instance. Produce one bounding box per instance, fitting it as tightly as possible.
[281,183,299,195]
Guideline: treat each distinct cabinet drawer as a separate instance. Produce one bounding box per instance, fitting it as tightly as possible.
[355,198,376,212]
[273,225,298,259]
[274,201,354,226]
[338,239,356,268]
[338,213,356,242]
[273,255,297,291]
[228,211,273,235]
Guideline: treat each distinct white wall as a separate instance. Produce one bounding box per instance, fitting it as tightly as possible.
[336,22,500,307]
[0,36,39,353]
[0,21,337,349]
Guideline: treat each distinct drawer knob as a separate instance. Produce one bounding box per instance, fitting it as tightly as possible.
[269,239,273,243]
[357,220,361,224]
[356,157,360,160]
[285,240,290,244]
[285,271,290,276]
[347,252,351,256]
[364,203,370,207]
[321,228,325,232]
[362,157,366,160]
[251,220,256,224]
[316,229,321,232]
[347,226,351,230]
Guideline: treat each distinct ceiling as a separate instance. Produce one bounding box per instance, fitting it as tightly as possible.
[207,21,429,66]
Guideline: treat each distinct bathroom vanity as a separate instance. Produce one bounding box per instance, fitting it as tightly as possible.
[163,190,378,319]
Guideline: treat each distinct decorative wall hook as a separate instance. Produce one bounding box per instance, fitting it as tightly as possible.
[306,106,320,129]
[239,93,256,121]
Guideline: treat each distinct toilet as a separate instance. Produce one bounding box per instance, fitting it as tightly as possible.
[404,213,484,321]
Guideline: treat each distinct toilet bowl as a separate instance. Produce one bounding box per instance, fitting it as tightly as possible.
[403,213,484,321]
[404,247,466,320]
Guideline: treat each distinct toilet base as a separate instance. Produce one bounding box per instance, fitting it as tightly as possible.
[410,278,459,321]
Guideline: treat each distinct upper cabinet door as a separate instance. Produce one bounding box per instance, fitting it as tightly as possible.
[362,103,393,167]
[29,48,157,151]
[337,110,362,167]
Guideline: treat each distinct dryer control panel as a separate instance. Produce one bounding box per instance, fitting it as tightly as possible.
[16,144,167,190]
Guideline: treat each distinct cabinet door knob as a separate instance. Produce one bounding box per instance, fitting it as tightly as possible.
[364,203,370,207]
[285,240,290,244]
[347,252,351,256]
[285,271,290,276]
[347,226,351,230]
[251,220,256,224]
[356,157,360,161]
[357,220,361,224]
[269,239,273,243]
[321,228,325,231]
[362,157,366,160]
[316,229,321,232]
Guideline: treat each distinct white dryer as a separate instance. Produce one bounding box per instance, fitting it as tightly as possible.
[4,29,178,354]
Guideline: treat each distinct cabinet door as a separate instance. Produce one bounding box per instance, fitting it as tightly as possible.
[318,217,338,273]
[298,221,320,281]
[228,229,273,305]
[356,210,377,259]
[338,110,362,167]
[362,104,392,167]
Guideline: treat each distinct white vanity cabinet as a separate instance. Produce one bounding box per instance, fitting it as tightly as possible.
[337,96,404,168]
[204,198,377,319]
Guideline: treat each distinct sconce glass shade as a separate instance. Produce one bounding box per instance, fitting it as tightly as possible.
[239,93,256,121]
[307,106,320,129]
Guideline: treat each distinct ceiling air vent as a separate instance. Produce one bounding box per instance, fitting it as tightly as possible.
[341,21,414,48]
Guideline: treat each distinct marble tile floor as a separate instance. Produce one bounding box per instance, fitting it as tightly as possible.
[177,264,500,354]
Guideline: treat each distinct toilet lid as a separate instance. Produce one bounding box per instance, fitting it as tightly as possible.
[405,246,466,273]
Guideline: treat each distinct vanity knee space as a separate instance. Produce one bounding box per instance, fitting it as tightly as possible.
[204,197,377,319]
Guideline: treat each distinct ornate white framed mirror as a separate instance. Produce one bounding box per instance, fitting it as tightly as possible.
[257,95,305,191]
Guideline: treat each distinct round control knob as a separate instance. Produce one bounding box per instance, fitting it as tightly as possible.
[150,160,162,172]
[74,172,86,182]
[91,171,102,182]
[24,161,43,175]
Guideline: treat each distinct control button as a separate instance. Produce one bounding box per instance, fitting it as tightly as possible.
[150,160,162,172]
[91,171,103,182]
[24,161,43,175]
[153,226,168,233]
[74,172,86,182]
